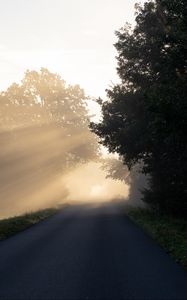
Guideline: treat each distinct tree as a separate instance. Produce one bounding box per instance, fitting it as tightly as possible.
[0,68,98,167]
[91,0,187,216]
[0,68,99,215]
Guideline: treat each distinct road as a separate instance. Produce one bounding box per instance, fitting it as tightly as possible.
[0,203,187,300]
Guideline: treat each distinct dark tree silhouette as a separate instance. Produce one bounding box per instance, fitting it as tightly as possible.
[91,0,187,216]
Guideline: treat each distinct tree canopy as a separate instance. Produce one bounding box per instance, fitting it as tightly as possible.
[91,0,187,216]
[0,68,98,167]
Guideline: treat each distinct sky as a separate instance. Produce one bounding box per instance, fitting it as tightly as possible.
[0,0,145,99]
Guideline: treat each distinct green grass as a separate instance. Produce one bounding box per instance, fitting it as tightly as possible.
[127,208,187,271]
[0,207,59,240]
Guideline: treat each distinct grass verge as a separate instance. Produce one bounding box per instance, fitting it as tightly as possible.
[127,208,187,271]
[0,207,59,240]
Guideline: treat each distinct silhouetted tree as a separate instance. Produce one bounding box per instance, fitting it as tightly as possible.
[91,0,187,216]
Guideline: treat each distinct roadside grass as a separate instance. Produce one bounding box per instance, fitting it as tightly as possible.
[127,208,187,271]
[0,207,60,240]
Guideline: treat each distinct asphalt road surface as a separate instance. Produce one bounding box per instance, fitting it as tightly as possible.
[0,203,187,300]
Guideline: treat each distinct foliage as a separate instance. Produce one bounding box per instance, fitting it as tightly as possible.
[90,0,187,215]
[0,68,98,168]
[100,157,129,181]
[127,208,187,270]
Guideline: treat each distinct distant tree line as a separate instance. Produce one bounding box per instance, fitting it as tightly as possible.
[91,0,187,216]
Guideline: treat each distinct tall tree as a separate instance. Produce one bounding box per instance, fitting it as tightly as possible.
[0,68,98,166]
[91,0,187,215]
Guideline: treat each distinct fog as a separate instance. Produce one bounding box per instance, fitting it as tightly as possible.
[0,69,147,219]
[63,162,129,204]
[0,123,133,219]
[0,122,147,219]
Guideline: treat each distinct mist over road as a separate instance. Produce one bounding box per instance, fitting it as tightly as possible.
[0,204,186,300]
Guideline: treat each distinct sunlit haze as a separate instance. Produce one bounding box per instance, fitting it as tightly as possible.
[0,2,186,298]
[0,1,147,218]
